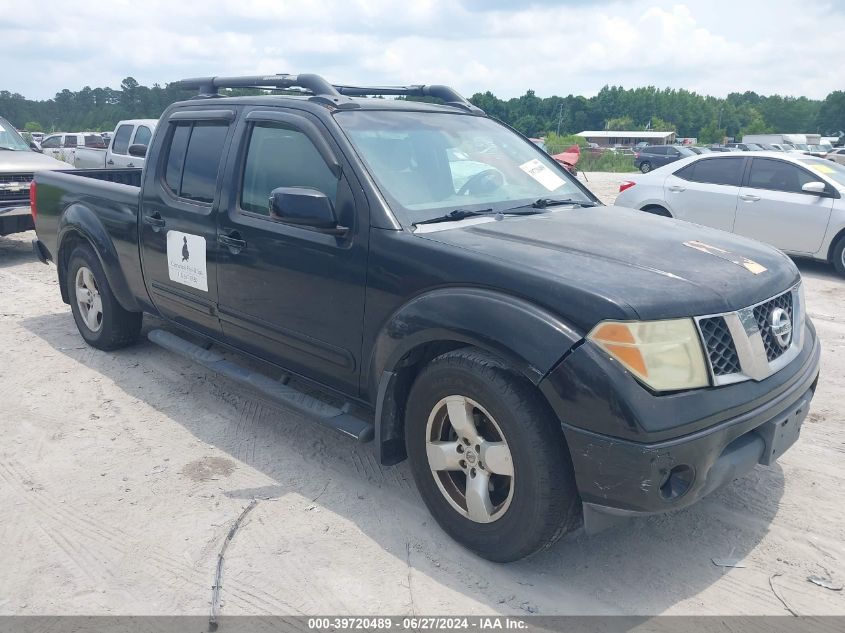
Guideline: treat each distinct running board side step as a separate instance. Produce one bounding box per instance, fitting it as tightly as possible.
[147,329,374,442]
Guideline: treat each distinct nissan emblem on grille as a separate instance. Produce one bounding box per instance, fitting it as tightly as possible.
[769,307,793,349]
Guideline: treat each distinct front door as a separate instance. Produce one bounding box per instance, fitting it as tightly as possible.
[734,157,834,254]
[216,109,368,395]
[139,109,236,338]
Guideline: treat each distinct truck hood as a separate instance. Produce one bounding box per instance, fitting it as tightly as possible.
[417,205,800,323]
[0,150,72,171]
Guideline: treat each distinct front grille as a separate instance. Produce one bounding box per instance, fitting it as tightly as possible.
[753,291,794,362]
[0,173,33,203]
[699,316,741,375]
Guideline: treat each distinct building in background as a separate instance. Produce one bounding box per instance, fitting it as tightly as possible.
[576,130,676,147]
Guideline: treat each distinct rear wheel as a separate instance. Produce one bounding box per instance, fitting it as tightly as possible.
[66,245,142,350]
[832,235,845,278]
[405,348,580,562]
[639,161,652,173]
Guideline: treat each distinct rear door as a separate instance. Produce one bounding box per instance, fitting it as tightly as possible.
[734,157,834,254]
[108,123,135,167]
[139,108,236,338]
[663,156,746,231]
[215,108,369,395]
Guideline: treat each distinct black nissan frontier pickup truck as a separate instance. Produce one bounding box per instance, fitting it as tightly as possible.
[31,74,821,562]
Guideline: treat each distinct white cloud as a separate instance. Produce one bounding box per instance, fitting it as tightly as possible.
[1,0,843,100]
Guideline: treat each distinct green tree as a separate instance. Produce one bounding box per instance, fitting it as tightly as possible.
[817,91,845,136]
[604,115,639,131]
[24,121,43,132]
[698,120,725,144]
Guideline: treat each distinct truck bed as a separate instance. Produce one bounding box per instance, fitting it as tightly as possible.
[56,168,143,187]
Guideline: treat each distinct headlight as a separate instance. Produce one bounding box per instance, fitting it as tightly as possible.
[587,318,709,391]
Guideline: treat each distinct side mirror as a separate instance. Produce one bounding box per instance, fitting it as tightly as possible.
[801,181,827,195]
[128,144,147,158]
[269,187,346,234]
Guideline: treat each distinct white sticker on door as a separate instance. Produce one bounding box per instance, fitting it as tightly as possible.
[519,158,566,191]
[166,231,208,291]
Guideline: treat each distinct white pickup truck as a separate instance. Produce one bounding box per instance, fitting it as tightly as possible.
[72,119,157,169]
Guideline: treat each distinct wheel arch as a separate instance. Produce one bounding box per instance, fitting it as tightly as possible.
[826,225,845,263]
[640,203,674,218]
[368,288,582,465]
[57,204,141,312]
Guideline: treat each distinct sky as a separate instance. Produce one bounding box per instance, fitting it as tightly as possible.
[1,0,843,102]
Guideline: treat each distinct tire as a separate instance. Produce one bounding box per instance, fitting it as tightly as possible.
[639,162,652,173]
[641,205,672,218]
[405,348,580,562]
[832,235,845,278]
[66,245,142,350]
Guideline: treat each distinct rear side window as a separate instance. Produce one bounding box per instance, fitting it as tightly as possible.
[675,157,744,186]
[84,135,106,148]
[163,121,229,204]
[648,147,666,155]
[240,122,338,215]
[747,158,817,194]
[63,135,78,148]
[112,125,133,154]
[133,125,152,146]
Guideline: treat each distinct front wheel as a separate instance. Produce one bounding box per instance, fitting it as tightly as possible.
[405,348,581,562]
[66,245,142,350]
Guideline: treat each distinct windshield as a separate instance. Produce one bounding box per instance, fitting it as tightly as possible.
[798,157,845,188]
[335,110,592,226]
[0,117,32,151]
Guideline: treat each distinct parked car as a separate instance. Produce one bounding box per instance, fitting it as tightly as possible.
[634,144,696,173]
[827,148,845,166]
[0,116,73,236]
[39,132,106,164]
[32,73,820,562]
[73,119,157,169]
[726,142,764,152]
[687,146,712,154]
[708,145,741,152]
[616,152,845,277]
[806,144,830,158]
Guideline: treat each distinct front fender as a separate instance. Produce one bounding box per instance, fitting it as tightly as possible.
[371,287,582,389]
[58,204,141,312]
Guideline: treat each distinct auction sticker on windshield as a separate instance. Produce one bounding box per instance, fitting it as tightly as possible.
[166,231,208,291]
[519,158,566,191]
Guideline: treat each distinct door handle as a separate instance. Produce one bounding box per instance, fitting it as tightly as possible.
[739,194,761,202]
[218,232,247,254]
[107,159,114,165]
[127,163,134,168]
[668,185,686,192]
[143,212,165,232]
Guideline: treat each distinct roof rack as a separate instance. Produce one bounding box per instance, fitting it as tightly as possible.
[175,74,484,113]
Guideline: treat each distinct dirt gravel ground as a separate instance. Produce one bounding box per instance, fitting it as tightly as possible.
[1,173,844,616]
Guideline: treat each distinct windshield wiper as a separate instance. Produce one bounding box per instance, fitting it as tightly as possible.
[414,207,548,227]
[414,208,495,226]
[532,198,599,209]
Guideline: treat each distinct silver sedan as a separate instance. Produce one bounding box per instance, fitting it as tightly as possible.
[615,151,845,277]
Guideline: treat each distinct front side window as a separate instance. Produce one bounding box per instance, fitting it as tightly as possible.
[747,158,818,194]
[676,157,744,187]
[40,135,60,149]
[240,122,338,216]
[162,121,229,204]
[112,125,133,155]
[133,125,152,146]
[335,110,591,225]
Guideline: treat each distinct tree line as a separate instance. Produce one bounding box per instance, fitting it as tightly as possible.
[2,77,843,145]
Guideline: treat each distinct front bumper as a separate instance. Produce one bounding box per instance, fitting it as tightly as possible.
[0,204,34,236]
[540,322,820,528]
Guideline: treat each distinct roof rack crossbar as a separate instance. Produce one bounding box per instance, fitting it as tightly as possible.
[175,74,483,113]
[334,84,483,113]
[175,74,359,108]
